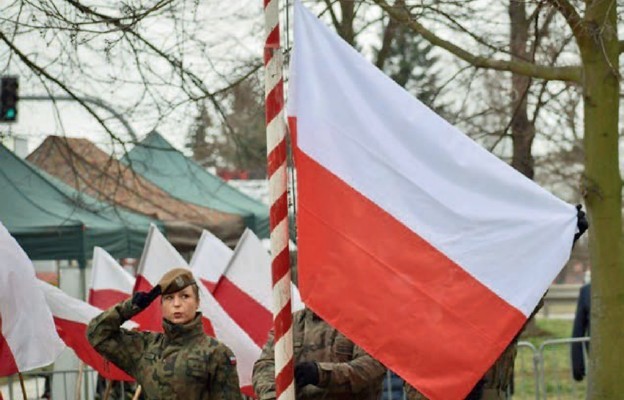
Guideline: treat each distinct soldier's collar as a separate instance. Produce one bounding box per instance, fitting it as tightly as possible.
[162,312,204,342]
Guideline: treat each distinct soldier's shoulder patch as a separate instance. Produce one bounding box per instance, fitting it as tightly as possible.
[229,355,237,366]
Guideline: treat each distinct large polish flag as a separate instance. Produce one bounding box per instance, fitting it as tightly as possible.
[0,223,65,376]
[38,280,135,381]
[288,2,577,399]
[89,247,135,310]
[135,225,259,395]
[213,229,304,347]
[190,229,233,293]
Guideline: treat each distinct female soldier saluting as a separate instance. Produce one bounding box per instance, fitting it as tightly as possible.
[87,268,242,400]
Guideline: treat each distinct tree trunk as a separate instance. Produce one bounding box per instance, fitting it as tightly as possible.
[338,0,355,46]
[375,0,404,70]
[509,0,543,337]
[578,1,623,398]
[509,1,535,180]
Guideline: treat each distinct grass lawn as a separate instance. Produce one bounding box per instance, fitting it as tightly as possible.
[514,318,587,400]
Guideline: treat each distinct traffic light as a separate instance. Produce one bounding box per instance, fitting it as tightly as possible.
[1,76,18,122]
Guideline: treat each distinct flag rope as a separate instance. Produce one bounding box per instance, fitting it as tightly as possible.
[263,0,295,399]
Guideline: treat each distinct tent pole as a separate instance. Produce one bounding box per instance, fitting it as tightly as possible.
[78,226,89,400]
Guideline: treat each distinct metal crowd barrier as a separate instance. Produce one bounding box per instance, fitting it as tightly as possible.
[516,337,590,400]
[516,340,541,398]
[536,337,589,400]
[0,367,135,400]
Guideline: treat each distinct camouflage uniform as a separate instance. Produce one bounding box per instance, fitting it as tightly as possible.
[404,382,428,400]
[87,298,242,400]
[479,340,516,400]
[479,297,548,400]
[252,308,386,400]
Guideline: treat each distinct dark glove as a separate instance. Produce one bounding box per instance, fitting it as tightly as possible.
[294,361,319,388]
[573,204,589,244]
[131,285,161,310]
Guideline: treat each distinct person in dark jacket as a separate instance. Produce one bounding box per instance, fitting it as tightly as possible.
[571,283,590,381]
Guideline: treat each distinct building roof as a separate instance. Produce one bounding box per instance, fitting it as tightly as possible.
[28,136,245,248]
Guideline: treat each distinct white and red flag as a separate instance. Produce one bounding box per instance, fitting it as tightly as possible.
[0,222,65,376]
[288,2,577,399]
[89,247,135,310]
[135,225,259,395]
[190,229,233,293]
[38,280,135,381]
[197,278,260,396]
[213,229,304,347]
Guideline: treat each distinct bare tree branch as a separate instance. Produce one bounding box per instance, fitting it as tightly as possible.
[372,0,582,83]
[62,0,254,138]
[543,0,584,43]
[321,0,341,35]
[374,0,403,69]
[0,30,126,146]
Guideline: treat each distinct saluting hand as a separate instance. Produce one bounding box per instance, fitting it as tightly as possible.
[132,285,162,310]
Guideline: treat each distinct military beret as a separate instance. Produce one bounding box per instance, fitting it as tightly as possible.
[158,268,196,295]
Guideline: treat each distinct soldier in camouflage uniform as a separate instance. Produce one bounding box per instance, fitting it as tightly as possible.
[479,340,516,399]
[478,295,549,399]
[87,268,242,400]
[252,307,386,400]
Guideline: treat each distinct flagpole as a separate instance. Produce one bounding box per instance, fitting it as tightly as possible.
[102,380,113,400]
[132,385,142,400]
[17,372,27,400]
[263,0,295,399]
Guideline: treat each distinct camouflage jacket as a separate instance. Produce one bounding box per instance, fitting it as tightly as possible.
[252,308,386,400]
[87,299,242,400]
[479,299,546,400]
[480,339,516,400]
[404,382,428,400]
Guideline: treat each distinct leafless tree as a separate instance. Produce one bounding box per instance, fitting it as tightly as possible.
[0,0,263,149]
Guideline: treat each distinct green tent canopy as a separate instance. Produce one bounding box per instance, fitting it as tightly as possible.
[0,144,162,263]
[125,132,271,238]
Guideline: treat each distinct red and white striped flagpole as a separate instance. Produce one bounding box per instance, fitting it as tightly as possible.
[263,0,295,400]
